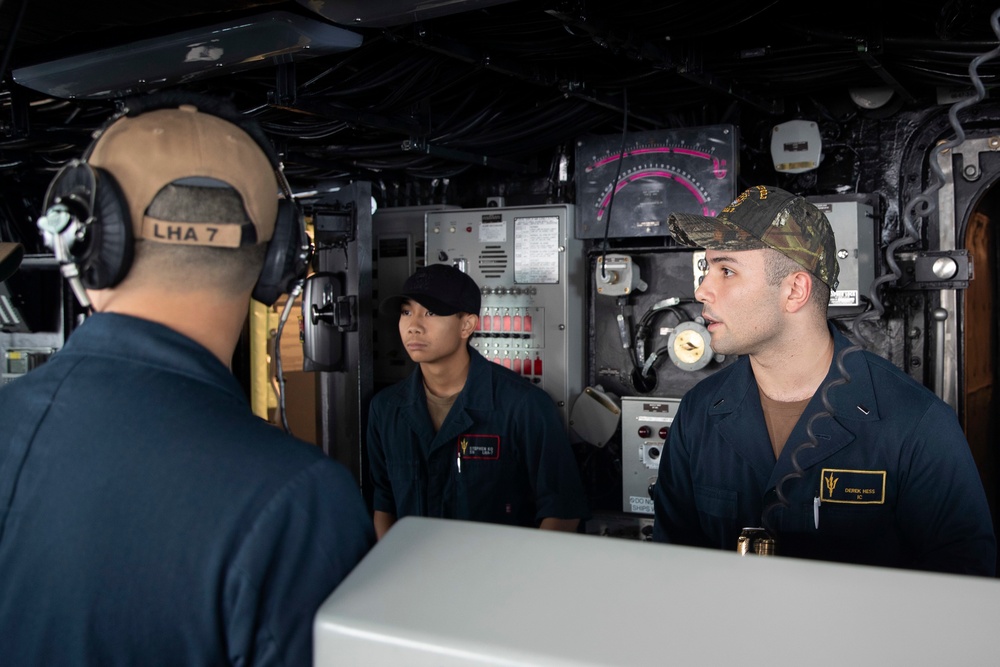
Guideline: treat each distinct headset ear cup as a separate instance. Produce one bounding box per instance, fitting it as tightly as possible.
[43,163,134,290]
[78,167,134,290]
[252,200,308,306]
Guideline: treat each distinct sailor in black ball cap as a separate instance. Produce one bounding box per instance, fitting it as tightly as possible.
[367,263,590,538]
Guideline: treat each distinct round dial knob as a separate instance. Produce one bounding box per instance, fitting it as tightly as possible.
[667,321,713,371]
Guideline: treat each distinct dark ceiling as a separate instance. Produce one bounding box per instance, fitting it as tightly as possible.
[1,0,999,214]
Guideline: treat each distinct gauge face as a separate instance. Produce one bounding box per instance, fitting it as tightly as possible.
[667,321,712,371]
[575,125,738,239]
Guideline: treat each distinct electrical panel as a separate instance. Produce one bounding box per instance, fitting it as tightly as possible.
[621,396,680,515]
[590,250,731,401]
[807,195,876,309]
[424,205,583,426]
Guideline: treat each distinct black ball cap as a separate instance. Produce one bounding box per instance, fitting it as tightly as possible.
[379,263,482,317]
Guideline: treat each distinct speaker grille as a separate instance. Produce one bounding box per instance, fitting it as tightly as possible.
[478,245,508,279]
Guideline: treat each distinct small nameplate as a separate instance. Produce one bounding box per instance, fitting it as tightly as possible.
[820,468,886,504]
[458,434,500,460]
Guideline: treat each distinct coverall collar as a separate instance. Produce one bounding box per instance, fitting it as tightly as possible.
[708,323,881,484]
[397,347,497,455]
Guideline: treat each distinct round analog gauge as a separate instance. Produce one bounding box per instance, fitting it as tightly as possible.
[575,126,738,239]
[667,321,712,371]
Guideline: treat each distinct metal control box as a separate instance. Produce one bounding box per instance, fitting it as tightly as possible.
[621,395,681,514]
[808,196,876,309]
[424,205,584,426]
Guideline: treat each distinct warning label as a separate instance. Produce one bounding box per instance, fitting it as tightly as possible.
[629,496,654,515]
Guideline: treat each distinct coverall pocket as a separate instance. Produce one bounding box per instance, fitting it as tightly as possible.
[693,485,738,519]
[458,458,518,522]
[387,460,425,516]
[819,504,892,539]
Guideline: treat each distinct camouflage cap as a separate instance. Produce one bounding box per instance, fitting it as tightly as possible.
[667,185,840,289]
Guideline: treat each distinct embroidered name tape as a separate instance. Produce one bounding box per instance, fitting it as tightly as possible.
[820,468,886,504]
[458,434,500,460]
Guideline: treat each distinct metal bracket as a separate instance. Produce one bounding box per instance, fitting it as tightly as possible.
[312,206,356,244]
[311,293,358,332]
[902,249,973,290]
[272,62,297,106]
[952,136,1000,182]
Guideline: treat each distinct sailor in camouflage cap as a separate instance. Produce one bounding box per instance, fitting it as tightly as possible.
[667,185,840,290]
[652,185,996,573]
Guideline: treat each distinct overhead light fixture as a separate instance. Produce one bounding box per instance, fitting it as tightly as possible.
[770,119,822,174]
[850,86,904,119]
[849,86,894,110]
[12,11,363,100]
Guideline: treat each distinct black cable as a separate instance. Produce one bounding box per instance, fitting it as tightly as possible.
[447,98,589,147]
[0,0,27,84]
[634,304,691,388]
[600,87,628,280]
[638,345,675,380]
[637,304,687,332]
[672,0,782,38]
[634,304,688,367]
[274,281,304,435]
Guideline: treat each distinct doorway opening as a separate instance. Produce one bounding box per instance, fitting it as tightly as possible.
[962,184,1000,563]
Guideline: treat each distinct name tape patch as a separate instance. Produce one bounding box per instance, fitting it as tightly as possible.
[142,220,243,247]
[820,468,886,504]
[458,434,500,460]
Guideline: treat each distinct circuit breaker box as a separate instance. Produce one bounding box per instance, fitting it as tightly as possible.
[808,196,876,309]
[621,396,680,515]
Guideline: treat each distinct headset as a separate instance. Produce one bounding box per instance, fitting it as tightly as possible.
[37,91,310,308]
